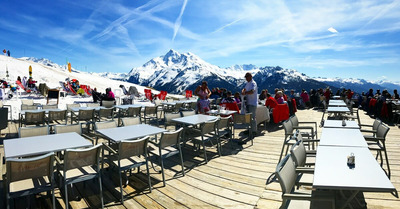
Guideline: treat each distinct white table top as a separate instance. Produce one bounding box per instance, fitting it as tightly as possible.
[328,100,347,107]
[313,146,395,192]
[327,106,350,113]
[329,100,345,103]
[172,115,218,125]
[96,124,166,142]
[320,128,367,147]
[207,110,237,115]
[323,120,359,129]
[4,132,92,159]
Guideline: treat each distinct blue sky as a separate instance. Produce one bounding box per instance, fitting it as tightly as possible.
[1,0,399,82]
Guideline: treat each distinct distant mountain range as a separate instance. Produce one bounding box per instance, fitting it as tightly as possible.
[22,49,400,95]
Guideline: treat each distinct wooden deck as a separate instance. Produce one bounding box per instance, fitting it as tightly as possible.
[0,108,399,208]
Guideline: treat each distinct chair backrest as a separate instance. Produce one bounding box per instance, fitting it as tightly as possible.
[160,128,183,148]
[164,112,181,123]
[289,115,299,127]
[181,110,196,117]
[21,99,34,105]
[121,117,141,126]
[290,140,307,167]
[118,136,149,159]
[102,100,115,108]
[87,103,100,107]
[95,120,118,130]
[66,103,80,111]
[78,109,95,121]
[144,106,157,115]
[283,120,294,138]
[25,111,46,126]
[48,110,67,123]
[216,98,222,105]
[126,106,141,117]
[218,115,232,130]
[201,119,218,134]
[174,102,184,111]
[376,123,390,139]
[64,144,102,171]
[18,126,50,138]
[98,107,114,120]
[233,113,251,125]
[6,152,54,183]
[275,154,297,194]
[42,104,58,109]
[373,119,381,131]
[21,104,38,110]
[54,124,82,135]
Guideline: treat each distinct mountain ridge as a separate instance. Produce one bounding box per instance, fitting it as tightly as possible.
[20,49,400,94]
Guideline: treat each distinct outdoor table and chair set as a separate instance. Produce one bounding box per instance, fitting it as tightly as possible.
[276,98,397,208]
[2,99,267,208]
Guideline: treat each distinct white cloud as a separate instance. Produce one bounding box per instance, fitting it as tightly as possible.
[328,27,338,33]
[172,0,188,41]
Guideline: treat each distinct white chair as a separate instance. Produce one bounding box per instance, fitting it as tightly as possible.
[55,144,104,209]
[149,128,185,186]
[18,126,50,138]
[5,152,56,209]
[103,137,152,205]
[276,154,335,209]
[121,117,141,126]
[191,119,221,163]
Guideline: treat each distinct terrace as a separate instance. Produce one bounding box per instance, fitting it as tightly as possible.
[0,108,399,208]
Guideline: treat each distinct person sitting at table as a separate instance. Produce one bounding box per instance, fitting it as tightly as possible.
[221,91,236,103]
[393,89,399,100]
[265,93,278,109]
[276,91,285,104]
[234,92,242,109]
[100,87,115,106]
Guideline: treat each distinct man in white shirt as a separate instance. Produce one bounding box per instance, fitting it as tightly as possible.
[241,73,258,143]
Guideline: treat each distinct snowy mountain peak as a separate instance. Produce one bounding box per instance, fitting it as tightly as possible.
[228,64,258,71]
[20,57,62,68]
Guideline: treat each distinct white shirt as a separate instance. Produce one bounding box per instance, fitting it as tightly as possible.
[245,79,258,106]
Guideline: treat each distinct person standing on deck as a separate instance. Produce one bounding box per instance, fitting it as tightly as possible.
[241,72,258,143]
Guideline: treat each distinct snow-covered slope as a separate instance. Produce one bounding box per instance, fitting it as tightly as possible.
[0,55,146,94]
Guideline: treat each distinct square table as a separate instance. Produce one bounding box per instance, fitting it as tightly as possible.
[4,132,92,159]
[327,106,350,114]
[328,100,347,107]
[313,146,396,209]
[96,124,166,142]
[207,109,237,116]
[320,128,367,147]
[323,120,359,129]
[172,115,218,126]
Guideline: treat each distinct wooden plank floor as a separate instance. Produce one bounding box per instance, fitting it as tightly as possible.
[0,108,399,208]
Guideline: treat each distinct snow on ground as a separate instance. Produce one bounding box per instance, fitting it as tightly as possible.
[0,55,182,119]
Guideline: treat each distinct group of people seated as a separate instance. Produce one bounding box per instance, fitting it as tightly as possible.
[92,87,115,105]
